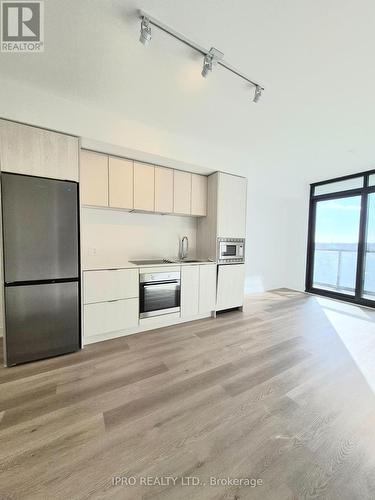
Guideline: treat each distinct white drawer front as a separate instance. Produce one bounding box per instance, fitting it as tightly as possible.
[83,269,139,304]
[84,298,139,338]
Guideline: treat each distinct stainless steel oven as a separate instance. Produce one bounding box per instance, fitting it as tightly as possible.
[217,238,245,264]
[139,271,181,319]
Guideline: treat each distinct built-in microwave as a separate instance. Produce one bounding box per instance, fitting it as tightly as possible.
[217,238,245,264]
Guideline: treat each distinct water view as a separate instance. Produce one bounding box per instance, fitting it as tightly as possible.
[312,194,375,300]
[314,243,375,297]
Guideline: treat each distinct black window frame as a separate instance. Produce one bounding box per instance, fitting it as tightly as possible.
[305,168,375,308]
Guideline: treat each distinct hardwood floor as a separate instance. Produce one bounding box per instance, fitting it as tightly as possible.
[1,289,375,499]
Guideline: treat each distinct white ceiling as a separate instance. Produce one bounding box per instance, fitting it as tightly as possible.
[1,0,375,186]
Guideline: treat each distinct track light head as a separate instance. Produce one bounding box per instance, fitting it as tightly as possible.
[201,54,213,78]
[140,17,152,45]
[253,85,262,103]
[201,47,224,78]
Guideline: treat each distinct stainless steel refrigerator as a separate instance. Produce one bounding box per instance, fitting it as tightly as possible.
[1,173,80,366]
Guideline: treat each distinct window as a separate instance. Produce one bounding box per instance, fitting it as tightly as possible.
[363,193,375,300]
[313,177,363,196]
[312,196,361,295]
[306,170,375,307]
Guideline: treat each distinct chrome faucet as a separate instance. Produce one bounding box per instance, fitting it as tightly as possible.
[181,236,189,260]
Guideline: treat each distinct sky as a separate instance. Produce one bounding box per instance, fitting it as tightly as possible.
[315,195,375,245]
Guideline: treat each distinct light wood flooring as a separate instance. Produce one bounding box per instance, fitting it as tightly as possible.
[1,289,375,499]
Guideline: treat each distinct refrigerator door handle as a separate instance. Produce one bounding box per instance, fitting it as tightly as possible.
[4,277,80,287]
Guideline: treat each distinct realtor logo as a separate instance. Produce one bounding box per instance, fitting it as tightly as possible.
[1,1,44,52]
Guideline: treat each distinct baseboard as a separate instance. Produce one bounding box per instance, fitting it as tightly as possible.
[83,311,214,346]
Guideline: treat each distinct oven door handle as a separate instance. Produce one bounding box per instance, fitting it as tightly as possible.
[142,280,180,287]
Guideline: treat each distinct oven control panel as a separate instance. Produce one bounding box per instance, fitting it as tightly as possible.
[140,271,181,283]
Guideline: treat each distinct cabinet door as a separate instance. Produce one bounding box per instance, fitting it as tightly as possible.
[191,174,207,216]
[80,150,108,206]
[173,170,191,215]
[84,298,139,339]
[181,265,199,317]
[109,157,133,209]
[0,119,78,181]
[199,264,216,313]
[134,162,155,211]
[216,264,245,311]
[83,269,139,304]
[155,166,173,213]
[217,173,247,238]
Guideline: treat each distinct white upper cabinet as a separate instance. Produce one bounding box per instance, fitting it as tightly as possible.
[216,173,247,238]
[174,170,192,215]
[155,166,173,213]
[0,119,78,181]
[109,156,134,210]
[191,173,207,216]
[80,150,108,207]
[134,162,155,212]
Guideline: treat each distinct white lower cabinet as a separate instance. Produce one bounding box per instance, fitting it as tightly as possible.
[84,298,139,337]
[83,269,139,341]
[83,264,217,343]
[83,269,139,304]
[181,266,200,317]
[181,264,216,318]
[199,264,217,313]
[216,264,245,311]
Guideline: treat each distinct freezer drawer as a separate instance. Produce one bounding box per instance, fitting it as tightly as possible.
[1,173,79,283]
[216,264,245,311]
[4,282,80,366]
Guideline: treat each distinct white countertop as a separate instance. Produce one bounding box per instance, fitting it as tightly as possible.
[83,260,216,271]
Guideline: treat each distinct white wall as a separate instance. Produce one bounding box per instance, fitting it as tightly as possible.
[82,208,197,269]
[2,76,371,294]
[2,0,375,297]
[0,76,290,292]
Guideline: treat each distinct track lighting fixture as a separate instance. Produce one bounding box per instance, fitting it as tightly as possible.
[139,16,151,45]
[138,10,264,101]
[201,47,224,78]
[253,85,262,103]
[201,53,213,78]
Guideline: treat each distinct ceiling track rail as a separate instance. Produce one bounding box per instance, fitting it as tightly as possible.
[138,10,265,98]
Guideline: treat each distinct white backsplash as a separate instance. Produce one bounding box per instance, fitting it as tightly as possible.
[82,208,198,268]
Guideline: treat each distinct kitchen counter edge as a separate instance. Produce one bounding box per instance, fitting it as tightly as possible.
[83,261,217,271]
